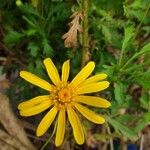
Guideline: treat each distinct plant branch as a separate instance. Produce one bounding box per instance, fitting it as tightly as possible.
[81,0,89,67]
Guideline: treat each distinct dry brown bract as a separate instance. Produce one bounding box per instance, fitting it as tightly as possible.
[62,11,83,48]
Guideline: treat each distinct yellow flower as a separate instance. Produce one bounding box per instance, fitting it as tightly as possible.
[18,58,111,147]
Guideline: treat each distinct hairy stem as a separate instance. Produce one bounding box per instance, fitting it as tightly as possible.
[81,0,89,67]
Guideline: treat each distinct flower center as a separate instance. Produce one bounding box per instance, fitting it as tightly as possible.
[51,82,75,109]
[58,88,71,102]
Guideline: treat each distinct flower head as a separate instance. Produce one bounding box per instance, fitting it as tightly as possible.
[18,58,111,146]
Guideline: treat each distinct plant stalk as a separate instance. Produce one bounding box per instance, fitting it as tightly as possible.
[40,123,57,150]
[120,3,150,70]
[106,122,114,150]
[140,134,144,150]
[81,0,89,67]
[135,2,150,38]
[119,2,150,68]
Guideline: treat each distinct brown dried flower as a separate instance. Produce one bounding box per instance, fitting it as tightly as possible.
[62,11,83,48]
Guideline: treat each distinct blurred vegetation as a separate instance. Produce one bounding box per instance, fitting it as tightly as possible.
[0,0,150,149]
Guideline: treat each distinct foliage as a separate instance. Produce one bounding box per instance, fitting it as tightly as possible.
[0,0,150,149]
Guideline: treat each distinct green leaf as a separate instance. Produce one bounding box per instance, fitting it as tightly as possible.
[35,59,44,77]
[103,64,116,79]
[27,62,34,72]
[133,71,150,89]
[22,16,36,28]
[144,112,150,122]
[136,42,150,56]
[4,31,24,45]
[140,93,150,110]
[28,42,39,57]
[122,26,135,51]
[106,116,138,140]
[120,42,150,69]
[42,39,53,56]
[102,25,112,43]
[19,3,41,17]
[114,82,125,104]
[95,8,112,20]
[134,112,150,133]
[25,29,37,36]
[130,0,142,9]
[116,114,138,124]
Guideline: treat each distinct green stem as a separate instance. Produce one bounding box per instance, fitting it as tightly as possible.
[40,123,57,150]
[118,47,125,67]
[120,48,150,70]
[119,2,150,68]
[120,54,136,70]
[81,0,89,67]
[120,59,150,73]
[40,135,53,150]
[134,2,150,38]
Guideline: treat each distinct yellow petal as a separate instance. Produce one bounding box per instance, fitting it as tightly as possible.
[74,96,111,108]
[73,103,105,124]
[20,71,52,91]
[20,100,53,116]
[70,61,95,87]
[18,95,51,110]
[55,109,66,147]
[43,58,60,86]
[67,107,84,145]
[36,106,58,136]
[80,73,107,86]
[76,81,110,94]
[61,60,70,82]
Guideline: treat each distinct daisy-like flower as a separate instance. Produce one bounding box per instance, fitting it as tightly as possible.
[18,58,111,147]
